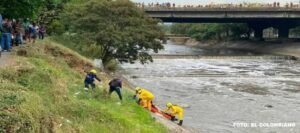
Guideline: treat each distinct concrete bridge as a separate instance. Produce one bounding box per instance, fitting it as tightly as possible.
[145,8,300,40]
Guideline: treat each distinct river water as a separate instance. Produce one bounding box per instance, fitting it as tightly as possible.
[119,41,300,133]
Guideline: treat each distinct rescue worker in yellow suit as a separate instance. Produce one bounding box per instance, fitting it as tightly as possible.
[135,87,154,111]
[164,102,184,126]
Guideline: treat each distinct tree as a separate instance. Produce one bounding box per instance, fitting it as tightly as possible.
[159,24,171,34]
[63,0,163,64]
[226,24,249,39]
[0,0,69,19]
[37,0,71,35]
[0,0,45,18]
[171,23,191,35]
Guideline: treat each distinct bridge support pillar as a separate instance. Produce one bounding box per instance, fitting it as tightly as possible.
[253,27,264,41]
[278,25,289,39]
[249,22,266,41]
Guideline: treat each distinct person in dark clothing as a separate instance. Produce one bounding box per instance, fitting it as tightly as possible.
[0,14,3,30]
[23,18,31,42]
[11,19,16,47]
[84,69,101,91]
[108,78,122,101]
[30,22,38,43]
[15,21,23,46]
[1,19,12,51]
[39,25,46,40]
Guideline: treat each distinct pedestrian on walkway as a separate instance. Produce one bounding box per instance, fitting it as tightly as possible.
[30,22,38,43]
[15,20,23,46]
[11,19,17,47]
[108,78,123,101]
[0,14,3,30]
[1,19,12,52]
[39,24,46,40]
[23,18,31,42]
[0,14,2,48]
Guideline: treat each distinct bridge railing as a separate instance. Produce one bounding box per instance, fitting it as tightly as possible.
[135,2,300,10]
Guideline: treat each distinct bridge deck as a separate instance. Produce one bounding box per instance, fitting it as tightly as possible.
[144,7,300,12]
[145,7,300,23]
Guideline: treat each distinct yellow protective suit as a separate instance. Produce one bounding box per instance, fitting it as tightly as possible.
[164,105,184,120]
[137,89,154,111]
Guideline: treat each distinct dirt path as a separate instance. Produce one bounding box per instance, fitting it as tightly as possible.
[0,52,16,67]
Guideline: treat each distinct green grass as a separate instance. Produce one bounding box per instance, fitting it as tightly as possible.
[0,40,167,133]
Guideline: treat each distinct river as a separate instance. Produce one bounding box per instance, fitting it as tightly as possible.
[119,41,300,133]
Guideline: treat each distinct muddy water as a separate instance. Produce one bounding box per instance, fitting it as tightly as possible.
[120,42,300,133]
[151,41,259,56]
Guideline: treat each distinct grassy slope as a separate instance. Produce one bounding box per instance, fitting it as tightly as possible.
[0,40,167,133]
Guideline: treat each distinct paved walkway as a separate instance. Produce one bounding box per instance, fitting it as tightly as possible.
[0,52,9,65]
[0,51,16,67]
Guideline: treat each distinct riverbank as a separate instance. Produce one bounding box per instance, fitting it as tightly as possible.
[171,38,300,59]
[0,40,169,133]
